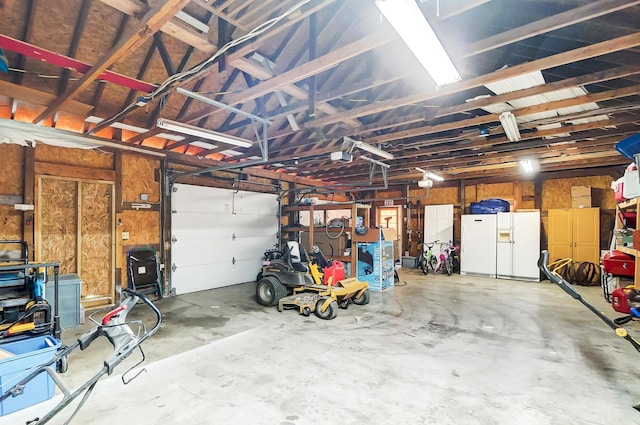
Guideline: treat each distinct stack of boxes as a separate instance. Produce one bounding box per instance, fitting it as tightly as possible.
[571,185,592,209]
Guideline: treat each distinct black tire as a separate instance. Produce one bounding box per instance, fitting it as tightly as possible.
[256,271,263,283]
[429,257,438,274]
[352,289,370,305]
[315,298,338,320]
[420,260,428,275]
[256,276,288,307]
[445,257,453,276]
[302,307,311,317]
[339,299,349,309]
[57,354,68,373]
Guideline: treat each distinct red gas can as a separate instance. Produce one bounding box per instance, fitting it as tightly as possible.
[612,286,633,314]
[323,261,345,286]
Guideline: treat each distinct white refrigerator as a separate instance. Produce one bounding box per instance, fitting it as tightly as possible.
[496,211,541,281]
[460,214,497,277]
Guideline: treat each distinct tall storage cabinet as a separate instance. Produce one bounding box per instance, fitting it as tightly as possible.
[548,208,600,264]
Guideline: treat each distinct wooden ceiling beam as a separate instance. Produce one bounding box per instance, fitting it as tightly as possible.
[182,0,338,86]
[306,32,640,129]
[368,82,640,145]
[58,0,91,95]
[0,80,93,116]
[462,0,640,58]
[181,33,390,127]
[12,0,36,86]
[429,0,491,21]
[33,0,192,124]
[100,0,216,53]
[191,0,248,31]
[226,33,390,108]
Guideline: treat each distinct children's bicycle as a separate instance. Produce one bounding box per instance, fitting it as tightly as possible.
[418,241,438,275]
[434,241,458,276]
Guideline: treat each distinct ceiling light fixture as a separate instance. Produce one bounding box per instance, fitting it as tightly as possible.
[520,160,534,173]
[355,140,394,160]
[332,137,394,162]
[499,111,521,142]
[156,118,252,148]
[375,0,461,87]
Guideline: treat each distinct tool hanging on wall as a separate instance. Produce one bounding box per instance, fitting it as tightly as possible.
[416,200,422,243]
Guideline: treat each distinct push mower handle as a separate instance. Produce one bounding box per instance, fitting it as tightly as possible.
[121,287,163,341]
[538,250,581,300]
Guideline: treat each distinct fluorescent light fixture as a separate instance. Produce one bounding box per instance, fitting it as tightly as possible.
[86,116,184,141]
[220,149,243,157]
[175,11,209,34]
[156,118,252,148]
[360,155,390,169]
[520,160,534,173]
[375,0,461,86]
[416,167,444,181]
[190,141,217,150]
[354,140,394,160]
[499,111,521,142]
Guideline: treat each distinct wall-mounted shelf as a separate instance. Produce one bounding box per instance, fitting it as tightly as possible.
[281,203,370,269]
[615,197,640,288]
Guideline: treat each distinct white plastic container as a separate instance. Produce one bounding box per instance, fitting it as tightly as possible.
[623,162,640,199]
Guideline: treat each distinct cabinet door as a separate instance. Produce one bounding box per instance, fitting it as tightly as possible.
[572,208,600,264]
[424,204,454,243]
[548,209,572,260]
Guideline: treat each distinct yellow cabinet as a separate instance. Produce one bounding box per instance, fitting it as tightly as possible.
[548,208,600,264]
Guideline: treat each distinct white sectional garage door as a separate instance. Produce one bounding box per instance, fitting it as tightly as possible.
[171,184,278,295]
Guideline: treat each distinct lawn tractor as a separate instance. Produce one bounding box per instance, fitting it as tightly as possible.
[256,241,369,320]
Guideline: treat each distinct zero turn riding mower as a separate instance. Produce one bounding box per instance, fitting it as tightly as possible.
[256,241,369,320]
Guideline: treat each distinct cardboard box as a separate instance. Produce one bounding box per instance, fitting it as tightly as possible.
[301,232,348,256]
[353,227,398,243]
[571,196,592,208]
[571,185,592,198]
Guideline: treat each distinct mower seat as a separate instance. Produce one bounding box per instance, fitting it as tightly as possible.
[286,241,309,273]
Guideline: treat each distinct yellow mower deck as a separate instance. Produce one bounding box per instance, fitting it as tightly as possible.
[279,277,369,317]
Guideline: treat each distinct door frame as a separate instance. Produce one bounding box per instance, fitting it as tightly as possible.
[376,206,403,259]
[36,175,116,306]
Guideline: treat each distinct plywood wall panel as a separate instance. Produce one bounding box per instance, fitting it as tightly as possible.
[0,144,24,194]
[80,182,113,298]
[464,185,477,203]
[119,210,160,285]
[422,186,458,205]
[542,175,615,210]
[35,144,114,169]
[121,154,160,203]
[39,178,77,273]
[0,206,22,240]
[478,182,514,200]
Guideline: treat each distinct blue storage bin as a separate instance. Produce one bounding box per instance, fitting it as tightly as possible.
[0,335,61,416]
[615,133,640,159]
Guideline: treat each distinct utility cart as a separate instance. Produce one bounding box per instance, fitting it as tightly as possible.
[0,240,61,342]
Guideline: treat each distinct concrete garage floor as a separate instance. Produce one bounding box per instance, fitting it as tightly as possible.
[6,268,640,425]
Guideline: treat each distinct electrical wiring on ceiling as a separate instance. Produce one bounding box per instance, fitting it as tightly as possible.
[88,0,312,134]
